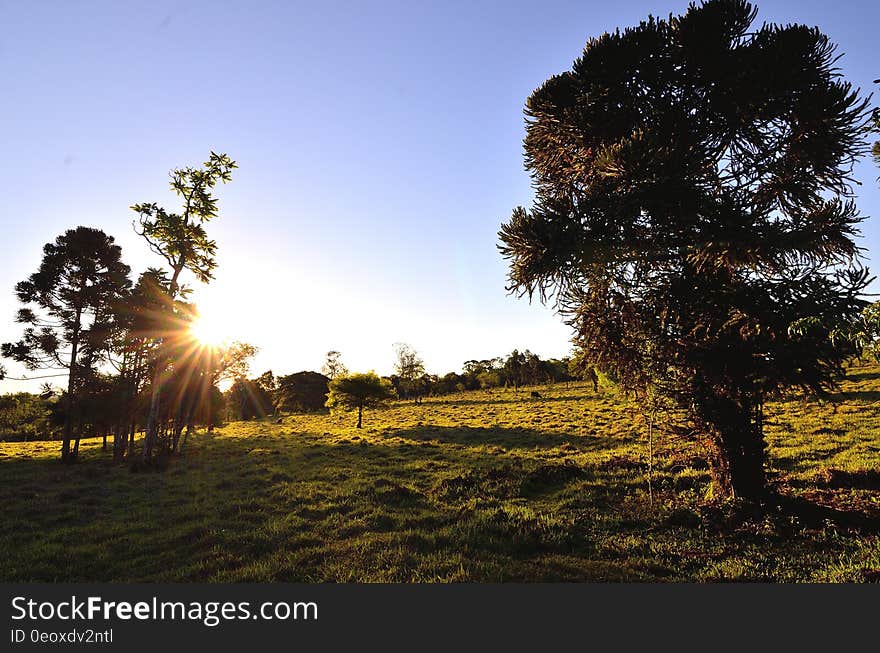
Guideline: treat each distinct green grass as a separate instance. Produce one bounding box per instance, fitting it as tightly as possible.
[1,367,878,582]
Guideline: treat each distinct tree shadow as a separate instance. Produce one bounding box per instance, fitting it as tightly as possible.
[844,368,880,383]
[431,394,593,407]
[784,468,880,491]
[772,493,880,535]
[826,389,880,404]
[385,425,609,451]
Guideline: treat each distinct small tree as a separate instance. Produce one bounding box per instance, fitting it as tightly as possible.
[2,227,131,462]
[226,375,274,421]
[501,349,526,389]
[393,343,426,401]
[499,0,872,500]
[321,350,348,380]
[326,372,395,428]
[179,340,257,444]
[276,371,331,412]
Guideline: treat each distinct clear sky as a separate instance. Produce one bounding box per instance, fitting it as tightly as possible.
[1,0,878,392]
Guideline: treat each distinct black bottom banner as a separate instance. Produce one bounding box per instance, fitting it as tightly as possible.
[2,583,874,650]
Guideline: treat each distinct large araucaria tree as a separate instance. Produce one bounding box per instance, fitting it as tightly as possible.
[499,0,873,500]
[2,227,131,462]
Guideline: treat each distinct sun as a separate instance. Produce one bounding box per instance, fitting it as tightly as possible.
[188,314,228,348]
[187,287,250,349]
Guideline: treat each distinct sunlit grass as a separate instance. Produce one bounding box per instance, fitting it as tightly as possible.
[0,367,877,582]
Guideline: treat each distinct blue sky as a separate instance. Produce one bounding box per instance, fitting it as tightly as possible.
[1,0,878,391]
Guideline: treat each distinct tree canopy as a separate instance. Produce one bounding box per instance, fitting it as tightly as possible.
[276,371,331,413]
[326,372,396,428]
[132,152,237,463]
[498,0,873,500]
[2,227,131,461]
[321,351,348,380]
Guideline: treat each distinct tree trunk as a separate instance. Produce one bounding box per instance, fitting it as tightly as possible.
[113,425,125,461]
[127,423,136,459]
[206,382,215,433]
[171,399,186,453]
[61,307,82,463]
[704,399,767,501]
[181,421,193,450]
[72,419,83,460]
[142,365,163,464]
[171,423,182,453]
[356,404,363,428]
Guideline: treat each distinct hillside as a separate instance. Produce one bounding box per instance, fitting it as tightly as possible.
[0,367,877,582]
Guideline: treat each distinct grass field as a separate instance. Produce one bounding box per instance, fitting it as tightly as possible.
[1,367,878,582]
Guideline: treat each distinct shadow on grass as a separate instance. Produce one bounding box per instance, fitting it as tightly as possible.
[0,432,609,581]
[773,494,880,535]
[694,487,880,536]
[785,468,880,491]
[827,389,880,404]
[431,394,596,407]
[385,425,608,451]
[1,425,877,582]
[844,368,880,382]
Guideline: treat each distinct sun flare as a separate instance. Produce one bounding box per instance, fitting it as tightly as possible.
[189,314,228,348]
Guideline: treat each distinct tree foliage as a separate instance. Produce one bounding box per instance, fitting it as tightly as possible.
[321,351,348,380]
[132,152,236,463]
[498,0,872,499]
[0,392,57,441]
[872,90,880,169]
[276,371,330,412]
[227,374,274,421]
[326,372,395,428]
[392,343,426,401]
[2,227,131,461]
[132,152,237,294]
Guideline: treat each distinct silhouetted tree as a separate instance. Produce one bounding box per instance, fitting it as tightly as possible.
[132,152,236,464]
[393,343,426,402]
[502,350,526,389]
[276,371,330,412]
[326,372,395,428]
[544,358,573,385]
[226,375,274,421]
[321,351,348,380]
[200,341,257,434]
[499,0,872,500]
[254,370,278,414]
[2,227,131,461]
[109,268,171,459]
[435,372,466,394]
[461,358,501,389]
[568,348,601,392]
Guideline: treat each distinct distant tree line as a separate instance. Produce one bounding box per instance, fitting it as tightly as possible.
[217,346,598,430]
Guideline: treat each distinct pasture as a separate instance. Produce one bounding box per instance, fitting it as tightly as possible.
[1,368,877,582]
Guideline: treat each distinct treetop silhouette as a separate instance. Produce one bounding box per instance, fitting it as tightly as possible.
[499,0,874,500]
